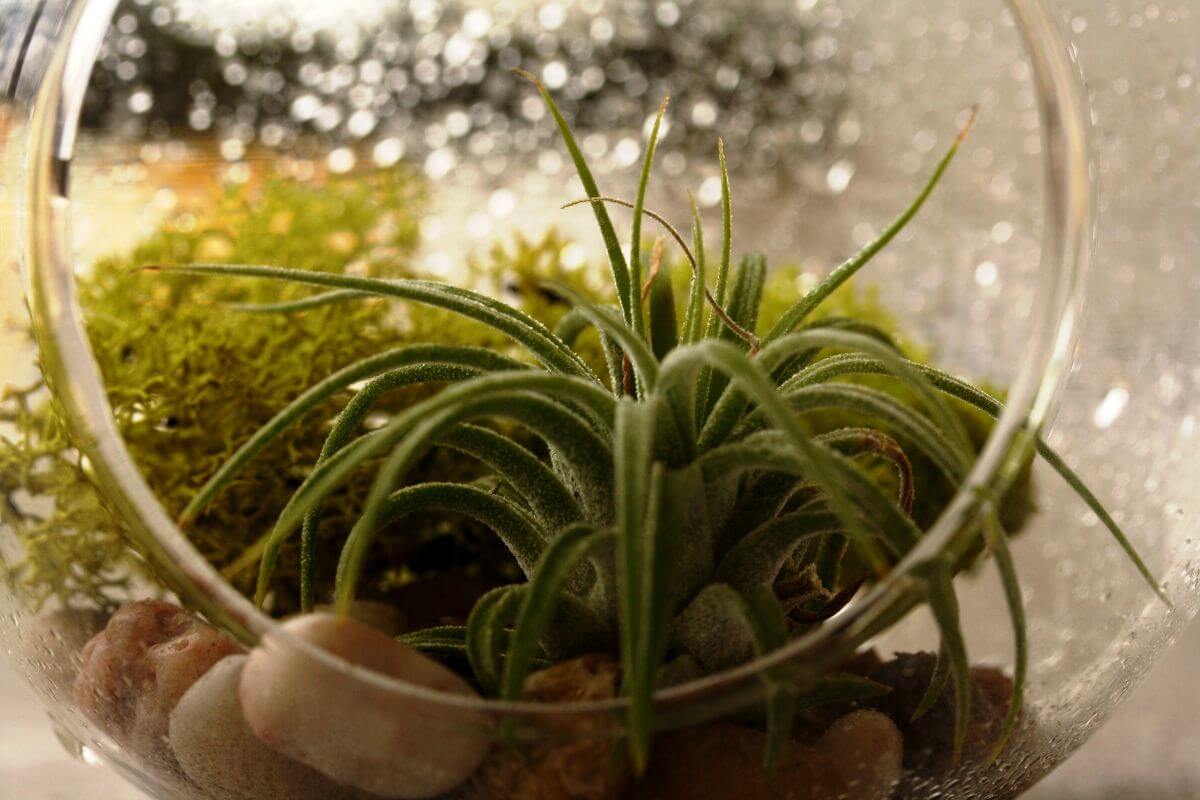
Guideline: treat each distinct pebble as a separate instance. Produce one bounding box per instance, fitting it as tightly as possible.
[239,612,490,799]
[73,600,243,776]
[170,655,365,800]
[818,710,904,799]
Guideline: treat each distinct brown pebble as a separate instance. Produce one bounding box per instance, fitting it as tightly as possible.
[73,600,243,775]
[818,711,902,799]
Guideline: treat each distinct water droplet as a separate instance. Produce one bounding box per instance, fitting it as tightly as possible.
[373,138,404,167]
[1093,386,1130,429]
[825,159,855,194]
[328,147,356,173]
[975,260,999,288]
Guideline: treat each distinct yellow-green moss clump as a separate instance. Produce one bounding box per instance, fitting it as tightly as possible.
[0,169,1026,615]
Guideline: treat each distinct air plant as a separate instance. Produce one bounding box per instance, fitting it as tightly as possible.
[156,74,1164,775]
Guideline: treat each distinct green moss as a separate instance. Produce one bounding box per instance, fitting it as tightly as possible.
[3,169,499,611]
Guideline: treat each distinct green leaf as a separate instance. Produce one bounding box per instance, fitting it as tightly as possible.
[919,559,972,763]
[369,481,549,575]
[912,643,952,722]
[646,258,679,361]
[180,344,525,527]
[741,584,796,778]
[698,255,767,424]
[819,427,916,515]
[149,263,596,379]
[770,383,965,482]
[714,139,734,313]
[697,429,917,564]
[982,513,1026,762]
[227,288,372,313]
[614,398,657,773]
[564,196,758,350]
[330,389,614,610]
[466,585,525,696]
[794,354,1168,603]
[435,424,584,533]
[297,361,508,609]
[770,317,900,387]
[764,111,974,342]
[677,583,796,777]
[768,328,972,456]
[248,373,614,603]
[680,195,708,347]
[398,625,469,657]
[547,280,659,393]
[718,510,842,590]
[630,95,670,337]
[500,525,613,700]
[662,341,901,573]
[700,324,973,460]
[516,70,633,326]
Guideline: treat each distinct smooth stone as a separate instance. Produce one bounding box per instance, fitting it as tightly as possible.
[818,710,903,799]
[73,600,244,777]
[170,655,365,800]
[240,613,491,799]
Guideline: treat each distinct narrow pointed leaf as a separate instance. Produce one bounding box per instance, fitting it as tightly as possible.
[983,513,1026,761]
[791,354,1167,602]
[547,281,659,392]
[466,585,525,696]
[150,263,595,379]
[614,398,657,773]
[331,390,613,610]
[920,560,972,763]
[501,524,614,700]
[680,195,707,346]
[181,345,525,527]
[765,112,974,341]
[630,96,669,336]
[516,70,632,325]
[435,424,584,532]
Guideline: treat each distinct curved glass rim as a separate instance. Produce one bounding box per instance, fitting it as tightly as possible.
[20,0,1093,720]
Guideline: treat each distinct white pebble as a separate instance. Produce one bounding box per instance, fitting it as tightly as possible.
[171,655,363,800]
[240,613,490,799]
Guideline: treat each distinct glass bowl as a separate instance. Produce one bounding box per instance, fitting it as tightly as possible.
[1,1,1198,798]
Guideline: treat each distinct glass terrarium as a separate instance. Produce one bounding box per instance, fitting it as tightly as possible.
[1,1,1198,798]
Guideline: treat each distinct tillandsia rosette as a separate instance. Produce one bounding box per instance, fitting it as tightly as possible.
[150,73,1165,775]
